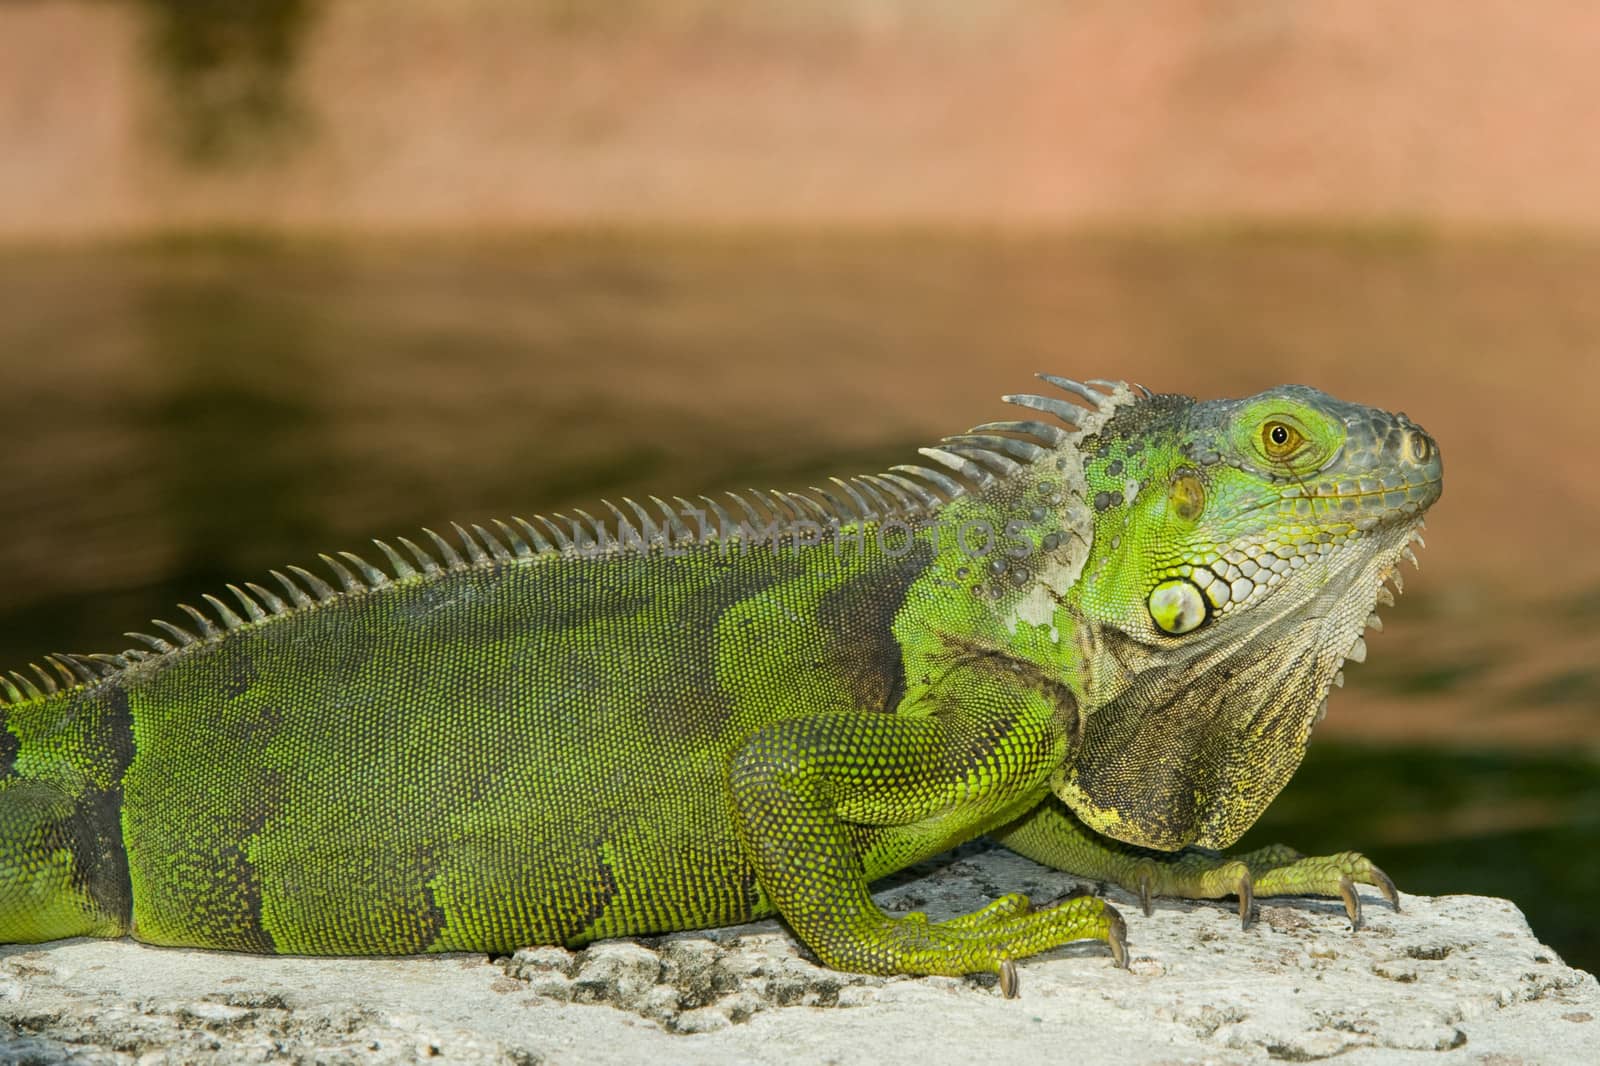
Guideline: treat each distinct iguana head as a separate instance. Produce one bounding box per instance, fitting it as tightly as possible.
[1049,383,1442,851]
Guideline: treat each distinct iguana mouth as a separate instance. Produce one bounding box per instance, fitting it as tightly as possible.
[1285,476,1442,518]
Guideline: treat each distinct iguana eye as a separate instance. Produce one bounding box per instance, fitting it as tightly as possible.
[1262,421,1304,459]
[1148,578,1209,635]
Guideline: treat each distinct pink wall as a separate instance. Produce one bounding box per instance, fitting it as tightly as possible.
[3,0,1596,236]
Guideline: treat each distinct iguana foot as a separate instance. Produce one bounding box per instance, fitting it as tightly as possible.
[1120,845,1397,931]
[1238,845,1399,930]
[994,802,1402,934]
[865,893,1126,997]
[1123,852,1254,927]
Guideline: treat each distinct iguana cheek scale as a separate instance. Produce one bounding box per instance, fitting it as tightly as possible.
[0,377,1441,994]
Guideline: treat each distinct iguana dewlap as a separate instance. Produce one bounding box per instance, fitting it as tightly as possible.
[0,378,1440,993]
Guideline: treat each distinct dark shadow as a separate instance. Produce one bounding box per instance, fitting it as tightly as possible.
[133,0,320,165]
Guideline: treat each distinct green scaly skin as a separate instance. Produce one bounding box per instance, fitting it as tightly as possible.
[0,378,1441,994]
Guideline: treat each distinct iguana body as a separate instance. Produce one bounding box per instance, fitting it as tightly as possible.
[0,378,1440,989]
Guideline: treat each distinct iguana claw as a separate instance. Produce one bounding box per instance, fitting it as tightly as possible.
[988,895,1124,998]
[1371,863,1401,912]
[1337,861,1401,930]
[1339,874,1363,930]
[999,958,1019,998]
[1107,905,1129,969]
[1237,868,1255,930]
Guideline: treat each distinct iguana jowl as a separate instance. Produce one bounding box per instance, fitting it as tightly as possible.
[0,378,1441,993]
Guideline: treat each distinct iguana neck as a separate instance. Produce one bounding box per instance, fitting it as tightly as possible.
[889,383,1148,707]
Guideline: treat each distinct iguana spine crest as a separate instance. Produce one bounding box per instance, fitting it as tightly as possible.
[0,377,1138,710]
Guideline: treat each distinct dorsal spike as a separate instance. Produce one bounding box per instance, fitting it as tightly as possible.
[619,499,660,543]
[512,517,556,555]
[672,498,712,540]
[941,438,1028,475]
[650,496,691,540]
[226,585,268,623]
[472,523,516,563]
[152,619,199,647]
[66,653,114,679]
[238,583,280,619]
[395,537,443,578]
[878,472,940,511]
[785,492,831,526]
[829,477,875,520]
[126,631,176,654]
[339,551,391,588]
[288,566,339,603]
[1002,394,1083,427]
[53,654,97,685]
[87,653,129,674]
[1037,374,1107,409]
[969,419,1070,448]
[0,675,21,703]
[271,569,318,609]
[889,464,964,500]
[725,491,764,527]
[819,481,862,521]
[568,510,605,550]
[698,495,734,535]
[856,474,916,513]
[532,515,573,552]
[984,434,1047,464]
[319,553,364,594]
[372,540,420,581]
[600,502,643,548]
[845,476,892,516]
[752,489,796,521]
[10,671,43,702]
[451,522,492,566]
[202,593,248,631]
[918,446,998,487]
[179,603,222,639]
[226,585,267,622]
[493,519,534,560]
[423,528,468,570]
[809,484,854,523]
[31,662,60,695]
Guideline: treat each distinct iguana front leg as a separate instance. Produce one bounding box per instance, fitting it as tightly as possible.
[727,672,1126,992]
[993,797,1399,930]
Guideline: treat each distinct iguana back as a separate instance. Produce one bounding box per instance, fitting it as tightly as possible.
[5,530,944,953]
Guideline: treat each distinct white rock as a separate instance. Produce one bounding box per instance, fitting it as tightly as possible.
[2,847,1595,1065]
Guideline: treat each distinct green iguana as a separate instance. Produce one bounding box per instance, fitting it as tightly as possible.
[0,377,1440,995]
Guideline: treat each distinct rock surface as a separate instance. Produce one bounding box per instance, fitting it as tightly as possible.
[2,847,1595,1065]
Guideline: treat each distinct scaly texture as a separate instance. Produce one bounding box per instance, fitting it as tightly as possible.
[0,378,1441,990]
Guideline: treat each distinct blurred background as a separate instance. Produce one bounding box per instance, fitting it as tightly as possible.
[1,1,1596,969]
